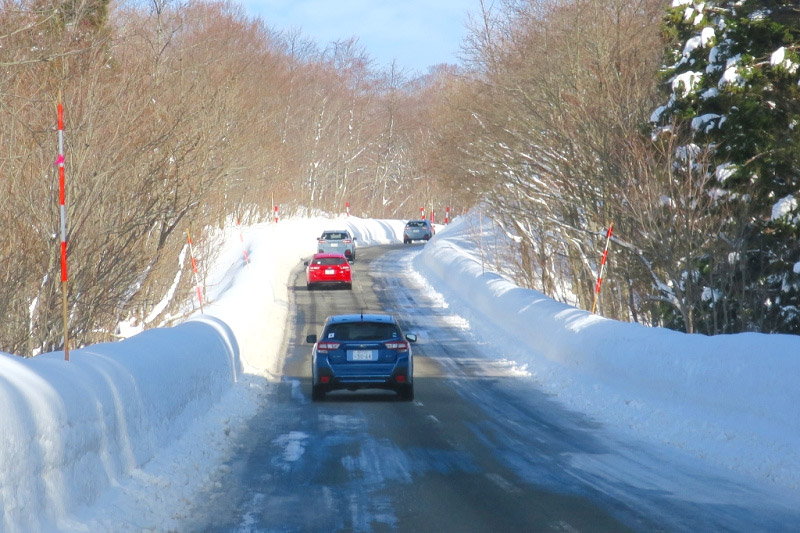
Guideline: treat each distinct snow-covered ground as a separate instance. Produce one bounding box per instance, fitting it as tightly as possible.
[1,213,798,532]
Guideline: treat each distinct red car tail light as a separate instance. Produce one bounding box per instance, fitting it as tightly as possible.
[317,341,340,353]
[318,239,326,244]
[384,341,409,351]
[343,239,352,244]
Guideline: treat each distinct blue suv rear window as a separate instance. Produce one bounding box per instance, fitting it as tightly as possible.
[325,322,400,341]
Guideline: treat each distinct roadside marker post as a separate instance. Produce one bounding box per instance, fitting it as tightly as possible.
[56,92,69,361]
[591,222,614,314]
[186,228,204,313]
[236,218,250,264]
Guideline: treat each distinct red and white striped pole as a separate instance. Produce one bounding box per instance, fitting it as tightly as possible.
[236,218,250,264]
[591,222,614,314]
[56,92,70,361]
[346,201,350,217]
[445,206,450,224]
[274,205,279,224]
[186,228,204,313]
[420,207,425,220]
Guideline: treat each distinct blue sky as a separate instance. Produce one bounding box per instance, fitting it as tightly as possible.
[238,0,483,74]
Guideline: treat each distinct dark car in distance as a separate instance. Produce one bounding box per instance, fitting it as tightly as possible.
[306,314,417,401]
[403,219,434,243]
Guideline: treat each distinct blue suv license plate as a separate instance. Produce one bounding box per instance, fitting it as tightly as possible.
[348,349,377,361]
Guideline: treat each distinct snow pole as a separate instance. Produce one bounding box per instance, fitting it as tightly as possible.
[591,222,614,314]
[274,205,279,224]
[270,193,276,237]
[236,218,250,264]
[478,207,485,275]
[56,91,69,361]
[420,207,425,220]
[346,201,350,217]
[445,206,450,224]
[186,227,204,313]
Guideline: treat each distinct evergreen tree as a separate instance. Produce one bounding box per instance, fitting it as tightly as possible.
[653,0,800,333]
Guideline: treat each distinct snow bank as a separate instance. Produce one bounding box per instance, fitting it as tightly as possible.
[0,318,241,532]
[415,213,800,492]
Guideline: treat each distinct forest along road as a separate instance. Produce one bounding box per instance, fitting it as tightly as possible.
[186,244,800,532]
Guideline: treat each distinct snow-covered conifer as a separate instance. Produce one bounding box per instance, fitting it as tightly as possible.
[654,0,800,333]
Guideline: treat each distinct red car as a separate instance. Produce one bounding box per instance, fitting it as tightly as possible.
[305,253,352,290]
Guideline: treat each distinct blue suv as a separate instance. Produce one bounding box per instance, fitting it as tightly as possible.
[306,314,417,401]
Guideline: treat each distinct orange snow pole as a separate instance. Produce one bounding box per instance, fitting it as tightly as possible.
[186,228,204,313]
[236,218,250,264]
[591,222,614,314]
[56,92,69,361]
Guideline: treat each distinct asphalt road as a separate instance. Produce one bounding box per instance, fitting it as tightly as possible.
[185,243,800,532]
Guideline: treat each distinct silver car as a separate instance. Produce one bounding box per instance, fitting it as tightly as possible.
[403,219,434,243]
[317,230,356,261]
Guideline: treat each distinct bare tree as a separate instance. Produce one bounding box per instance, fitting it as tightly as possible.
[0,0,467,355]
[426,0,671,321]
